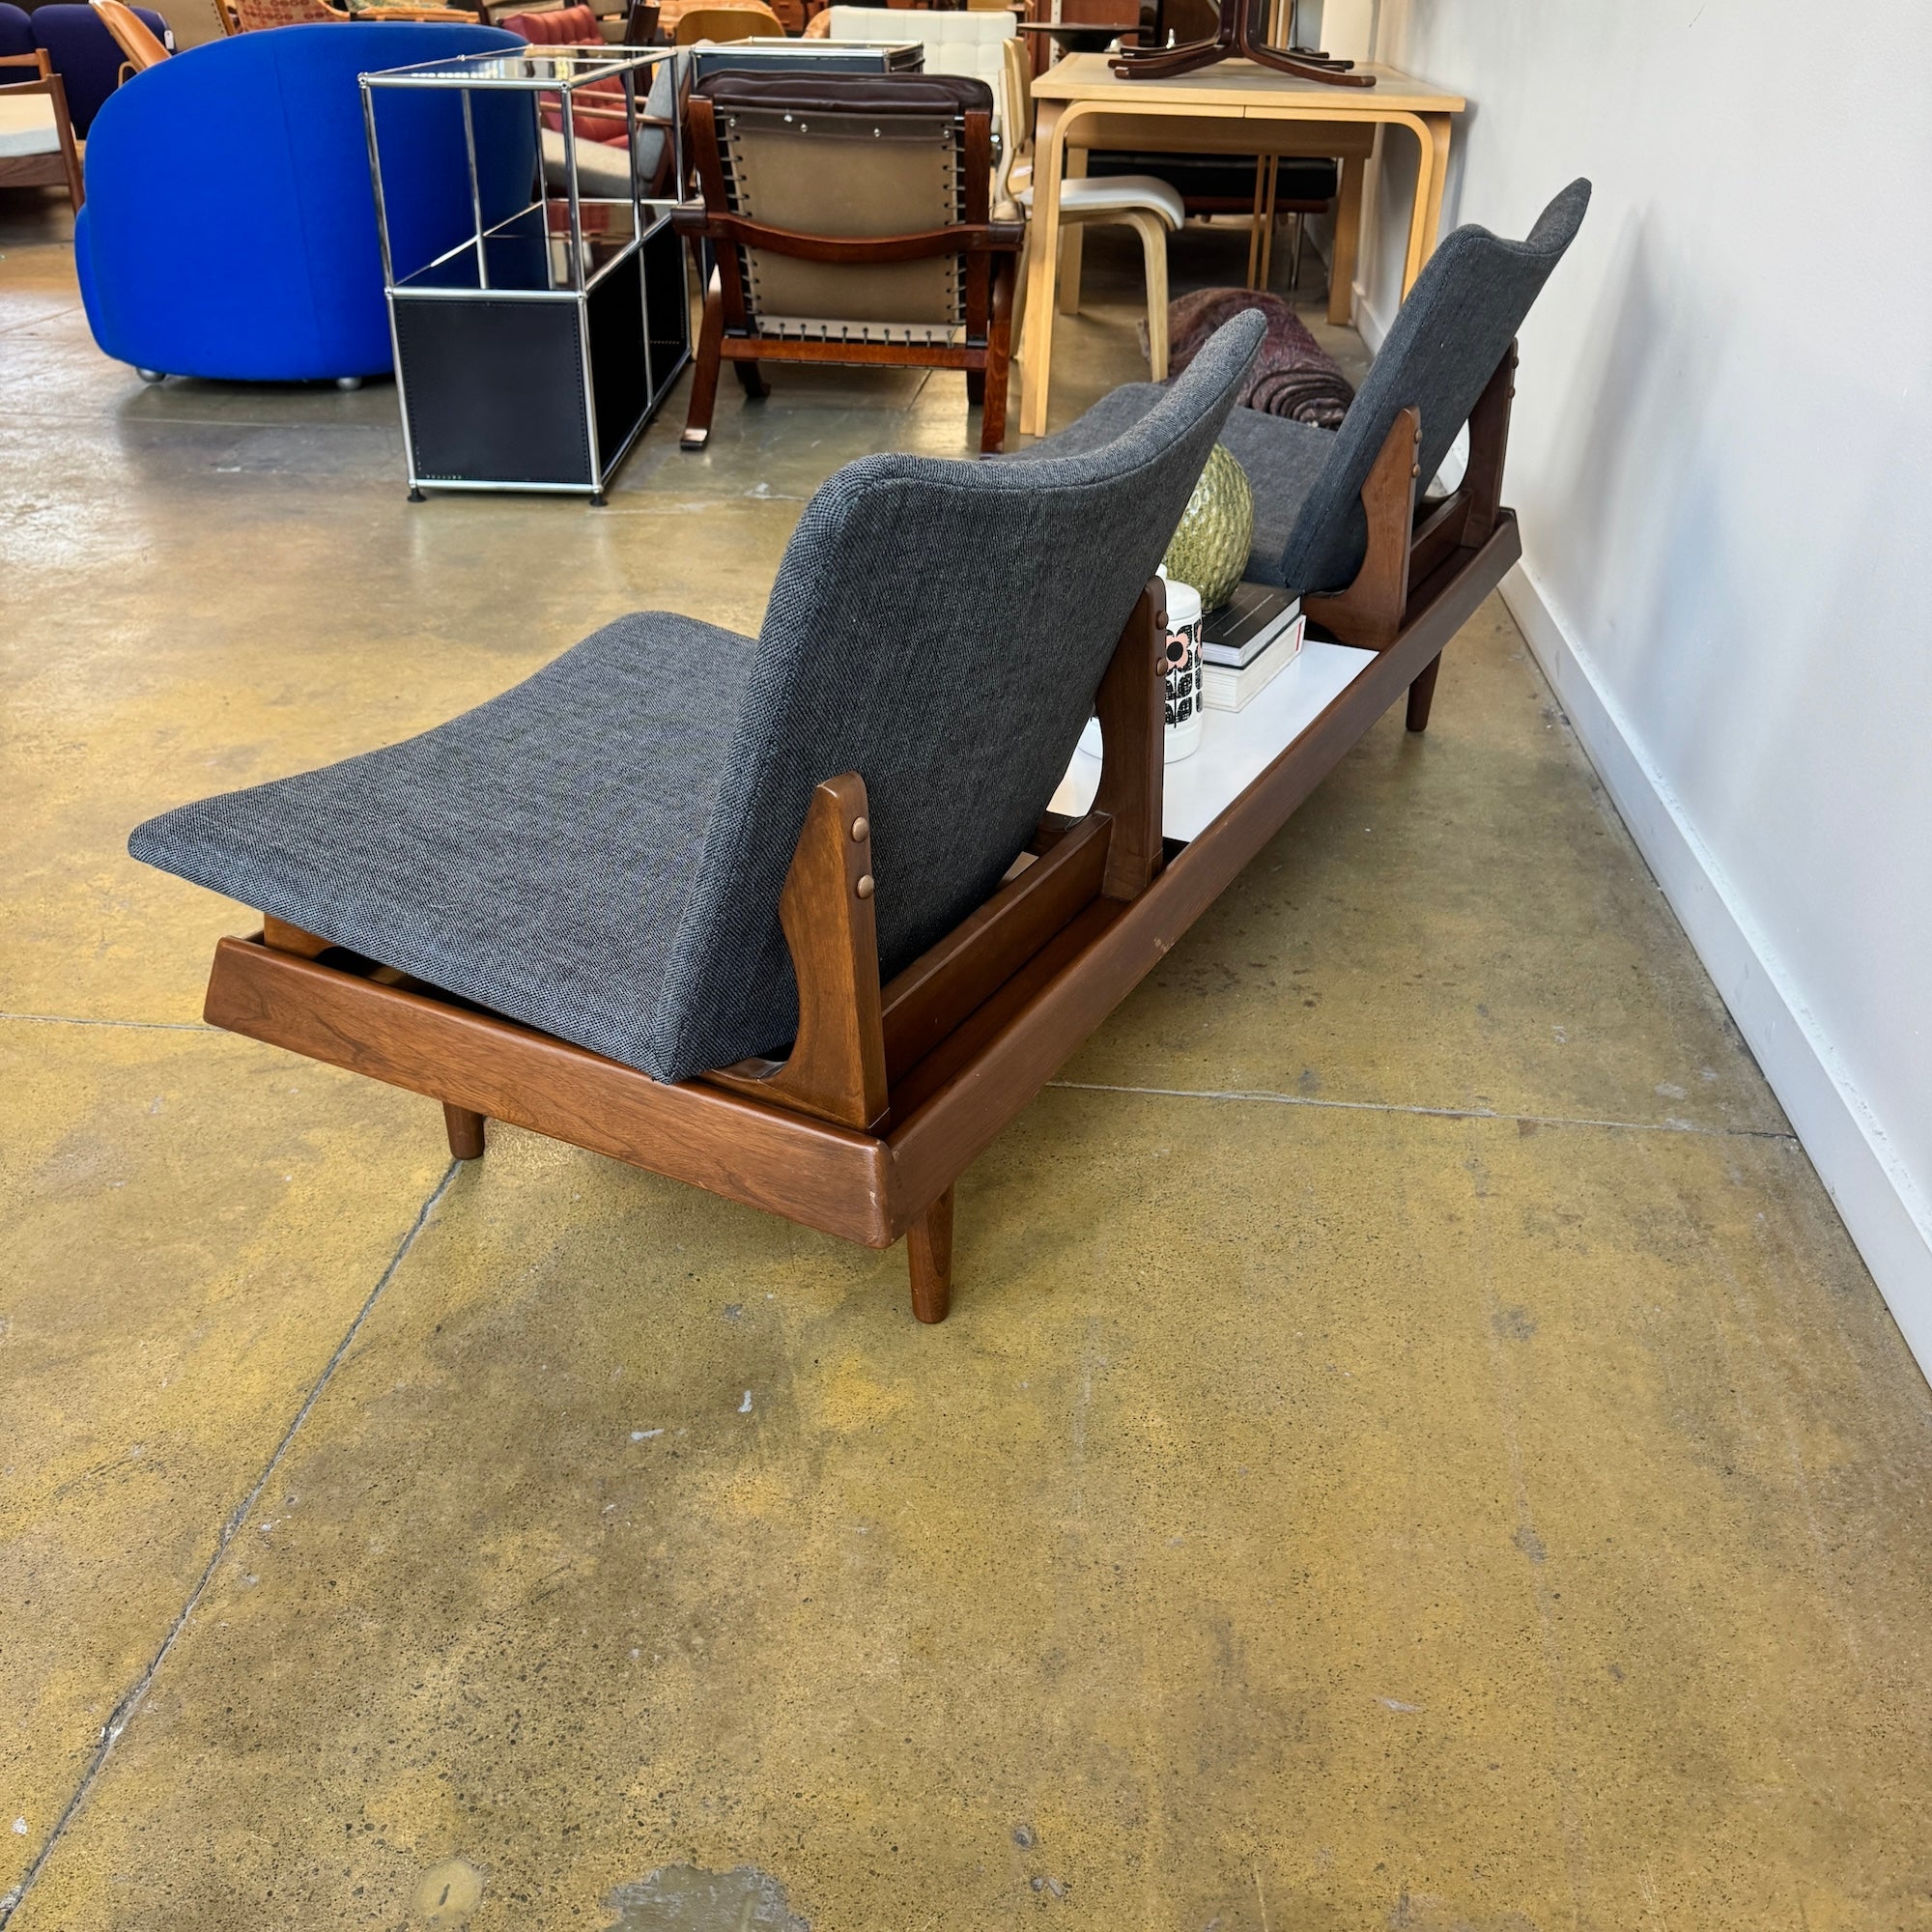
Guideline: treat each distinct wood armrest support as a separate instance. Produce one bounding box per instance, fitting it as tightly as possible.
[1303,406,1420,651]
[1306,341,1519,652]
[673,210,1025,263]
[705,773,890,1131]
[1094,578,1167,896]
[707,580,1168,1123]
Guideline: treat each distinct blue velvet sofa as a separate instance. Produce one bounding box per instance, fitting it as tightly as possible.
[76,21,527,386]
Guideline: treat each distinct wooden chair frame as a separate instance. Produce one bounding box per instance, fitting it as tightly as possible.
[670,91,1023,454]
[94,0,174,77]
[0,52,84,212]
[195,343,1522,1324]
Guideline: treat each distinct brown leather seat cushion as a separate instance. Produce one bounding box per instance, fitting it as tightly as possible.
[695,70,993,116]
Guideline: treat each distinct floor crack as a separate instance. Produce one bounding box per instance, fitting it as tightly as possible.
[1045,1078,1797,1142]
[0,1012,213,1033]
[0,1161,461,1926]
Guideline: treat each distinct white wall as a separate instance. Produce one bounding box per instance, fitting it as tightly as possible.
[1350,2,1932,1363]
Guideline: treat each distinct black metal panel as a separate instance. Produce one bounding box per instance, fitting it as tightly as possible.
[640,217,690,400]
[585,256,649,468]
[393,298,592,487]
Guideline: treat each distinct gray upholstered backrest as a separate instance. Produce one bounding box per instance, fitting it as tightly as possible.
[1279,178,1591,594]
[643,309,1265,1082]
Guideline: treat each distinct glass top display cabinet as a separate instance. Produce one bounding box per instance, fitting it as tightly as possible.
[361,48,689,503]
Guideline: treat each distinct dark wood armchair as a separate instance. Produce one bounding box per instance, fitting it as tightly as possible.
[670,71,1023,453]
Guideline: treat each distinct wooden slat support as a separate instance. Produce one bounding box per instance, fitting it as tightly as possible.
[1303,405,1422,652]
[205,938,895,1245]
[706,774,890,1132]
[1308,344,1518,730]
[881,810,1112,1086]
[263,915,331,958]
[1094,578,1168,899]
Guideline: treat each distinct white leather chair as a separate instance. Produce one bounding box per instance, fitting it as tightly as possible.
[815,4,1011,128]
[997,34,1180,378]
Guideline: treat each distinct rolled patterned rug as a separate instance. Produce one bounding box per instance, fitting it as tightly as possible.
[1159,288,1355,429]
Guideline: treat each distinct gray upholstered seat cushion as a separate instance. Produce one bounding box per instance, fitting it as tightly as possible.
[131,310,1267,1086]
[1012,385,1347,591]
[1012,381,1345,583]
[128,612,757,1070]
[1018,179,1592,598]
[1219,407,1345,588]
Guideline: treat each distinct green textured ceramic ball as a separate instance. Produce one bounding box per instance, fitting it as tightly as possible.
[1162,444,1254,611]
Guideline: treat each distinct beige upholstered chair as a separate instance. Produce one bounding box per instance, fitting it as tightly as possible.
[0,49,83,211]
[810,5,1012,127]
[997,34,1181,378]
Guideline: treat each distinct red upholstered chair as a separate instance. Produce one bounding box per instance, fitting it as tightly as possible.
[500,10,682,196]
[498,4,598,37]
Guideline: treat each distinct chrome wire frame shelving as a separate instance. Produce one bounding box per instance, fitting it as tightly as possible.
[362,45,690,501]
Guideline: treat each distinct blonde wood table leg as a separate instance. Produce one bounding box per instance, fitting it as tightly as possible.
[1257,153,1280,290]
[1327,148,1364,325]
[1245,155,1266,287]
[1019,98,1067,438]
[1402,111,1451,294]
[1057,143,1090,315]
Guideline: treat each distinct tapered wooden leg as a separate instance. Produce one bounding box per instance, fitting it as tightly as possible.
[732,357,769,400]
[978,263,1014,455]
[907,1185,954,1323]
[1406,653,1442,732]
[965,367,986,406]
[681,288,724,450]
[442,1103,486,1160]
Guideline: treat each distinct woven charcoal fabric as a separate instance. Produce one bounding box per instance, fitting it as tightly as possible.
[1275,178,1590,596]
[1164,289,1355,429]
[128,613,758,1072]
[129,311,1265,1087]
[1025,180,1592,597]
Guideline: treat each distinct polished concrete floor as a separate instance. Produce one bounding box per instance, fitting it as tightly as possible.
[5,187,1931,1932]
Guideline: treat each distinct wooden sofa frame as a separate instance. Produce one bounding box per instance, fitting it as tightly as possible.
[669,91,1023,455]
[199,345,1520,1322]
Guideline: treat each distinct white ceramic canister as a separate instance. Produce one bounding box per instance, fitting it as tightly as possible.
[1160,575,1206,762]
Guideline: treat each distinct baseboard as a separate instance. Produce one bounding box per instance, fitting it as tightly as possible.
[1501,561,1932,1375]
[1350,280,1395,354]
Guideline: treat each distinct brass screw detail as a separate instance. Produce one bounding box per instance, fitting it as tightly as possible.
[851,816,869,841]
[855,875,875,899]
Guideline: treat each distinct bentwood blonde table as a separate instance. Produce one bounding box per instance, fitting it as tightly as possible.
[1018,55,1465,437]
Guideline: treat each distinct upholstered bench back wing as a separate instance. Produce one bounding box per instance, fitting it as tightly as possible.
[643,309,1266,1083]
[1278,178,1591,595]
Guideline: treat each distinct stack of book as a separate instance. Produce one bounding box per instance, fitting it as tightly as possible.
[1200,583,1304,711]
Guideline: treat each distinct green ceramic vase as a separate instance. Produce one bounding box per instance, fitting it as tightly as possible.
[1162,444,1254,611]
